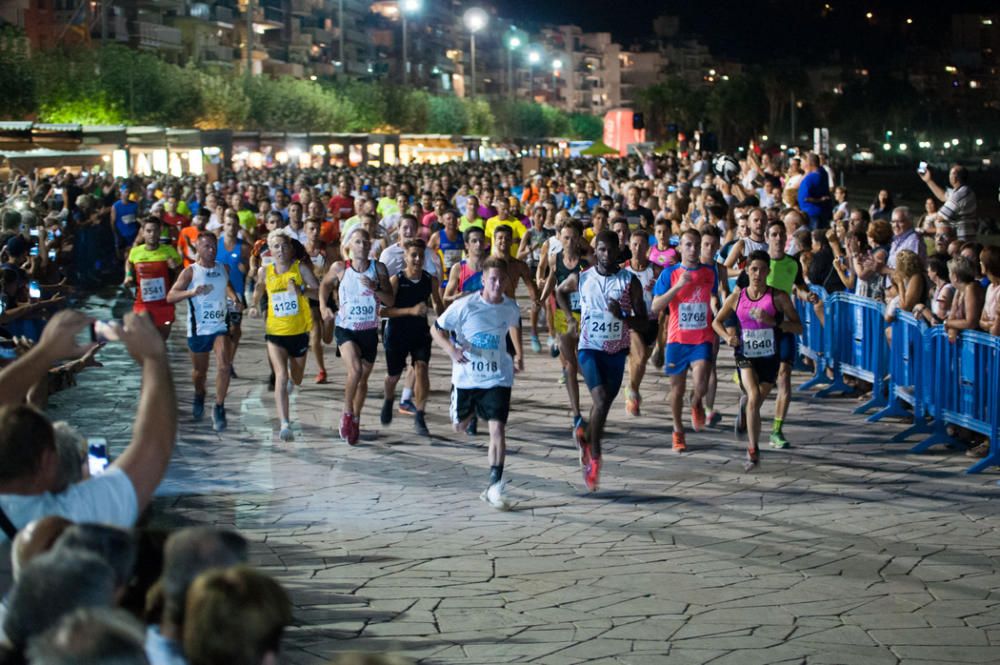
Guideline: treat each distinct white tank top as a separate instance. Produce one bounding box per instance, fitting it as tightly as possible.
[578,267,633,354]
[187,262,229,337]
[336,260,380,331]
[625,262,657,319]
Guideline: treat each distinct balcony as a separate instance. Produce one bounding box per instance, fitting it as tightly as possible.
[133,21,183,50]
[202,44,236,63]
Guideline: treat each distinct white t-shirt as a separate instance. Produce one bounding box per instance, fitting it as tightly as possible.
[379,244,441,278]
[282,225,309,245]
[0,468,139,544]
[435,293,521,390]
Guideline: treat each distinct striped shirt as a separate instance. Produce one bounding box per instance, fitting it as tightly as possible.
[938,185,977,240]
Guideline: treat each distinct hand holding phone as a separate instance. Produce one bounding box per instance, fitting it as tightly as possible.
[87,437,110,476]
[917,161,928,176]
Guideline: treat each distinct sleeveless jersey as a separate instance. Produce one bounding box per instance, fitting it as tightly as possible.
[387,270,432,338]
[768,255,801,294]
[578,267,633,354]
[555,253,588,312]
[335,260,380,331]
[187,262,229,338]
[735,287,778,359]
[458,259,483,293]
[264,261,311,336]
[648,244,676,269]
[625,262,657,319]
[217,237,246,301]
[438,229,465,272]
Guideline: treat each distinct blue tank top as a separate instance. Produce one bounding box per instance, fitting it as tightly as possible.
[217,237,245,296]
[438,229,465,272]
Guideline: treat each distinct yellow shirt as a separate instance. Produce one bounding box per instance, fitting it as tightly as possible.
[264,261,312,336]
[484,216,527,258]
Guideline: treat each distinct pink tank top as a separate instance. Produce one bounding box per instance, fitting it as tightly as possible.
[648,244,676,268]
[736,287,778,359]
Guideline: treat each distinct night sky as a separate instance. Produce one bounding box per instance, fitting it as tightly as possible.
[494,0,998,62]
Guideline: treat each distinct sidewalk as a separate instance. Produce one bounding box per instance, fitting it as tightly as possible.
[50,291,1000,664]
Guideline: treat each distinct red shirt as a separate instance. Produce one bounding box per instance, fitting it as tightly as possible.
[328,195,354,221]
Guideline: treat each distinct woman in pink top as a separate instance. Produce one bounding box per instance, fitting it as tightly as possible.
[979,246,1000,337]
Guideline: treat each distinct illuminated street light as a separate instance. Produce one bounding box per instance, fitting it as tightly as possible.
[526,48,541,99]
[835,143,846,152]
[400,0,421,86]
[976,138,985,146]
[506,34,521,98]
[898,143,907,151]
[463,7,488,97]
[952,138,960,145]
[882,143,891,151]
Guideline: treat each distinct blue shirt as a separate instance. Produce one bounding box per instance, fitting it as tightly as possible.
[797,170,831,219]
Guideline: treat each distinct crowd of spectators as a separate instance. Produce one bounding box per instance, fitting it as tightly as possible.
[0,146,995,662]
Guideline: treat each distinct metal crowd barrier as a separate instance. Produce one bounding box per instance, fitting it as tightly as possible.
[867,311,932,441]
[795,285,830,391]
[815,293,890,415]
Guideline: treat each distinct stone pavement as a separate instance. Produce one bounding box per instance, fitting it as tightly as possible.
[50,290,1000,665]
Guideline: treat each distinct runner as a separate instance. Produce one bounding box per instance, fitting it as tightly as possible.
[699,226,725,426]
[712,250,801,469]
[217,212,250,379]
[124,218,182,340]
[556,230,647,490]
[428,208,465,291]
[491,225,540,308]
[623,229,660,416]
[320,227,393,445]
[759,219,819,448]
[303,217,335,383]
[167,231,240,431]
[539,219,589,450]
[651,228,718,452]
[724,207,770,287]
[516,204,554,353]
[380,238,445,436]
[443,226,487,303]
[431,256,523,509]
[247,230,319,442]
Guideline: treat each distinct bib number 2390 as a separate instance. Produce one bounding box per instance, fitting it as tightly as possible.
[678,302,707,330]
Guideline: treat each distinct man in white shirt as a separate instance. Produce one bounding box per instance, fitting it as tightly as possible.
[921,164,978,241]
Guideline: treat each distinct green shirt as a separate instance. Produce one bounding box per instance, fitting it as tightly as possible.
[459,216,484,233]
[767,255,801,294]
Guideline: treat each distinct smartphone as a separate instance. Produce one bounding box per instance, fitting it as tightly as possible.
[28,280,41,300]
[87,437,110,476]
[29,228,39,238]
[917,161,928,175]
[0,340,17,361]
[29,246,38,257]
[48,249,57,261]
[90,320,121,343]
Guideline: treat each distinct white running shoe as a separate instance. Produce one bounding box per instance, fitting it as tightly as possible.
[279,423,294,442]
[480,481,510,510]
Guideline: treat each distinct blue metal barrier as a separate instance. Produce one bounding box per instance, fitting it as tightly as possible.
[815,293,890,414]
[911,328,1000,473]
[796,285,830,390]
[867,311,932,440]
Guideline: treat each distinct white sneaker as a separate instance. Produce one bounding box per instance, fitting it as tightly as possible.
[480,481,510,510]
[279,422,294,442]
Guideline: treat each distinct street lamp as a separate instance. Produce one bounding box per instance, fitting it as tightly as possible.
[463,7,488,97]
[507,35,521,98]
[551,58,562,105]
[527,49,540,99]
[400,0,421,86]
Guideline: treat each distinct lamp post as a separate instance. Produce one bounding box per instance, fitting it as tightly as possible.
[400,0,420,86]
[527,49,540,100]
[551,58,562,105]
[463,7,488,97]
[507,35,521,98]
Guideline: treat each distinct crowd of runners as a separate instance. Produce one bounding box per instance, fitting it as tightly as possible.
[4,148,996,509]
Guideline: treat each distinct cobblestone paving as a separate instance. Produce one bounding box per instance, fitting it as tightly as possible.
[51,292,1000,665]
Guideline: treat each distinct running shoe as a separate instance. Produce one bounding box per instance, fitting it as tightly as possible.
[414,411,430,436]
[480,480,510,510]
[380,399,394,425]
[530,335,542,354]
[625,389,641,417]
[398,399,417,415]
[279,423,294,442]
[193,394,205,421]
[769,431,790,449]
[466,416,478,436]
[573,415,590,467]
[672,431,687,453]
[691,403,706,433]
[743,446,760,472]
[708,409,722,427]
[651,345,664,369]
[212,404,227,432]
[339,413,351,441]
[348,414,360,446]
[558,368,567,385]
[315,369,328,384]
[734,394,748,435]
[547,335,558,356]
[584,457,601,492]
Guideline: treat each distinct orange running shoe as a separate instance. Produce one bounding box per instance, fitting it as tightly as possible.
[672,431,687,452]
[691,403,706,432]
[584,457,601,491]
[625,389,641,417]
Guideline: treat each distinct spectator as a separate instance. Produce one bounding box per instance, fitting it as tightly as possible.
[887,249,926,318]
[832,185,850,222]
[921,164,978,241]
[869,189,894,222]
[913,255,955,326]
[933,222,956,256]
[979,246,1000,336]
[887,207,926,271]
[805,229,844,292]
[27,607,149,665]
[3,549,116,653]
[183,566,292,665]
[853,220,892,302]
[0,311,175,547]
[796,153,832,230]
[51,524,137,597]
[847,208,870,236]
[945,255,985,343]
[146,527,248,665]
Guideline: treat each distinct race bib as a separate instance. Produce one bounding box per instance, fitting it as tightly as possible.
[678,302,708,330]
[569,291,581,312]
[444,249,463,268]
[467,347,504,384]
[587,314,624,345]
[121,214,136,226]
[270,290,299,318]
[200,305,227,326]
[344,302,377,327]
[141,277,166,302]
[742,328,776,358]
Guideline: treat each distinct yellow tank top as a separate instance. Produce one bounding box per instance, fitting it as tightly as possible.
[264,261,312,336]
